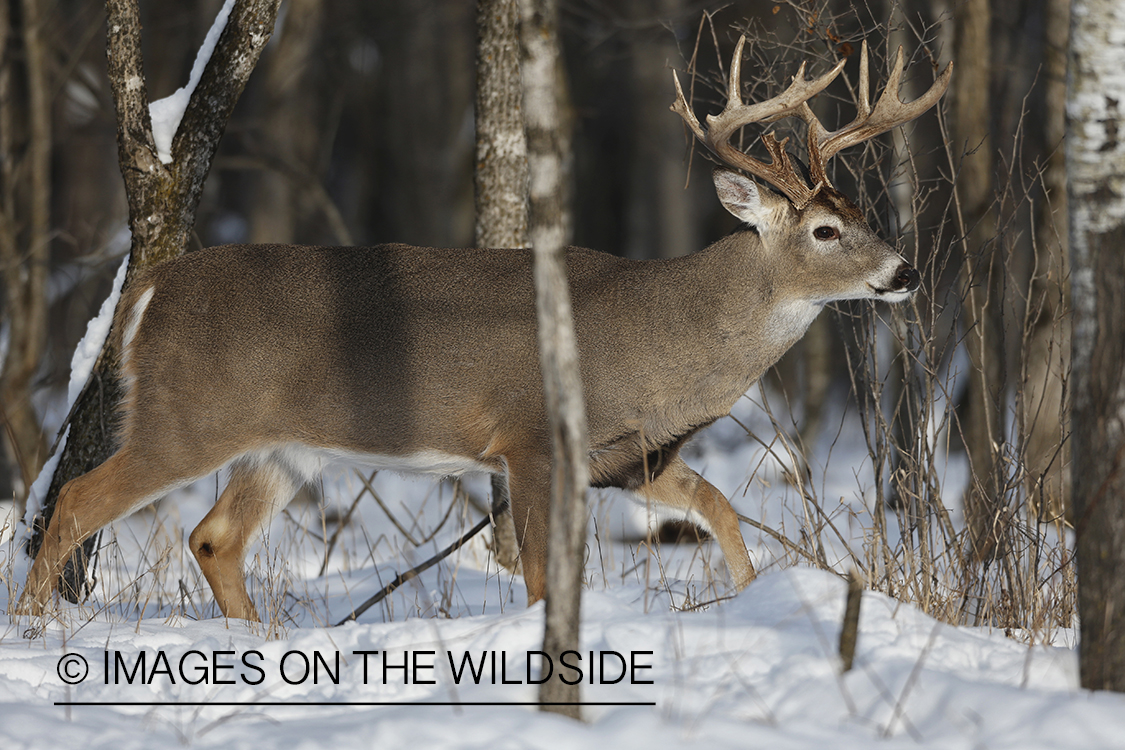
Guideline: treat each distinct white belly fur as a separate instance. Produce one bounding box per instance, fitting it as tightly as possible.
[242,444,498,484]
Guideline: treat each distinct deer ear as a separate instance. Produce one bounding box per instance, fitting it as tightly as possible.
[713,168,788,231]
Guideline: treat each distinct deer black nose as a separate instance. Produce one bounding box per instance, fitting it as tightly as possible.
[895,264,920,292]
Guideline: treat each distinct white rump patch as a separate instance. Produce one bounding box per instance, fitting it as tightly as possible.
[123,286,155,351]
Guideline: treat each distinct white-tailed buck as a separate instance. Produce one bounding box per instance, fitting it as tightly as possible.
[19,39,950,621]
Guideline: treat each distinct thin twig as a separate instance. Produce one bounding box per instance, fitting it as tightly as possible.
[317,470,376,577]
[334,499,506,626]
[736,512,824,568]
[353,470,423,546]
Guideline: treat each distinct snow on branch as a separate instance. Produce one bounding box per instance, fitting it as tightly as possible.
[149,0,237,164]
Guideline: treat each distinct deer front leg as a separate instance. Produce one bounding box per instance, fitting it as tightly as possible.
[633,455,755,590]
[188,457,301,621]
[19,447,179,615]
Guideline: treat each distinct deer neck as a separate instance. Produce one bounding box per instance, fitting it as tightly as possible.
[653,230,824,418]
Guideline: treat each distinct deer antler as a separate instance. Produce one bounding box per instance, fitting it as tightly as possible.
[671,37,953,209]
[671,36,845,208]
[798,41,954,190]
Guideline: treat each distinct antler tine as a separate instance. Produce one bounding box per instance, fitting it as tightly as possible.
[857,40,871,117]
[726,35,747,108]
[670,35,846,208]
[706,54,846,146]
[670,70,708,142]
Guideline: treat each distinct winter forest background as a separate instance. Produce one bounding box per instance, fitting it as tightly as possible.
[3,0,1077,619]
[2,0,1125,742]
[2,0,1125,746]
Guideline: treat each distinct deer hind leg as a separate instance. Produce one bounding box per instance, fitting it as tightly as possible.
[188,454,304,622]
[19,446,206,616]
[633,455,755,590]
[502,452,552,606]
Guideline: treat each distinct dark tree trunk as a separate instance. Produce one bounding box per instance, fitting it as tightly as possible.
[623,0,696,261]
[1021,0,1071,522]
[247,0,340,246]
[0,0,51,515]
[1068,0,1125,693]
[953,0,1007,562]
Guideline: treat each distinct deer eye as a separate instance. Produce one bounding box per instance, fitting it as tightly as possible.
[814,226,840,241]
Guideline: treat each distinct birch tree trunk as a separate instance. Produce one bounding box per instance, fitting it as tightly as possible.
[474,0,528,573]
[520,0,587,719]
[28,0,281,600]
[1068,0,1125,692]
[475,0,528,249]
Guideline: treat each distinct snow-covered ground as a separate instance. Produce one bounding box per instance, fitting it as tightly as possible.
[1,389,1120,749]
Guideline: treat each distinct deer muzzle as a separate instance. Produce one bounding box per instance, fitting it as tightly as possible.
[894,264,920,293]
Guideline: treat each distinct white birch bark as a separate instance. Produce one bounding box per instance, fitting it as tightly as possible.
[474,0,528,573]
[520,0,588,720]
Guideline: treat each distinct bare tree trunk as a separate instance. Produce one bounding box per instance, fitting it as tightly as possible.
[474,0,529,574]
[247,0,331,245]
[28,0,281,600]
[0,2,12,505]
[521,0,587,720]
[475,0,528,249]
[624,0,696,260]
[1022,0,1071,522]
[0,0,51,516]
[953,0,1007,562]
[375,1,476,248]
[1068,0,1125,693]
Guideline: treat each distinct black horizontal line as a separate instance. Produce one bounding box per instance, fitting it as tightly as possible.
[56,701,656,707]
